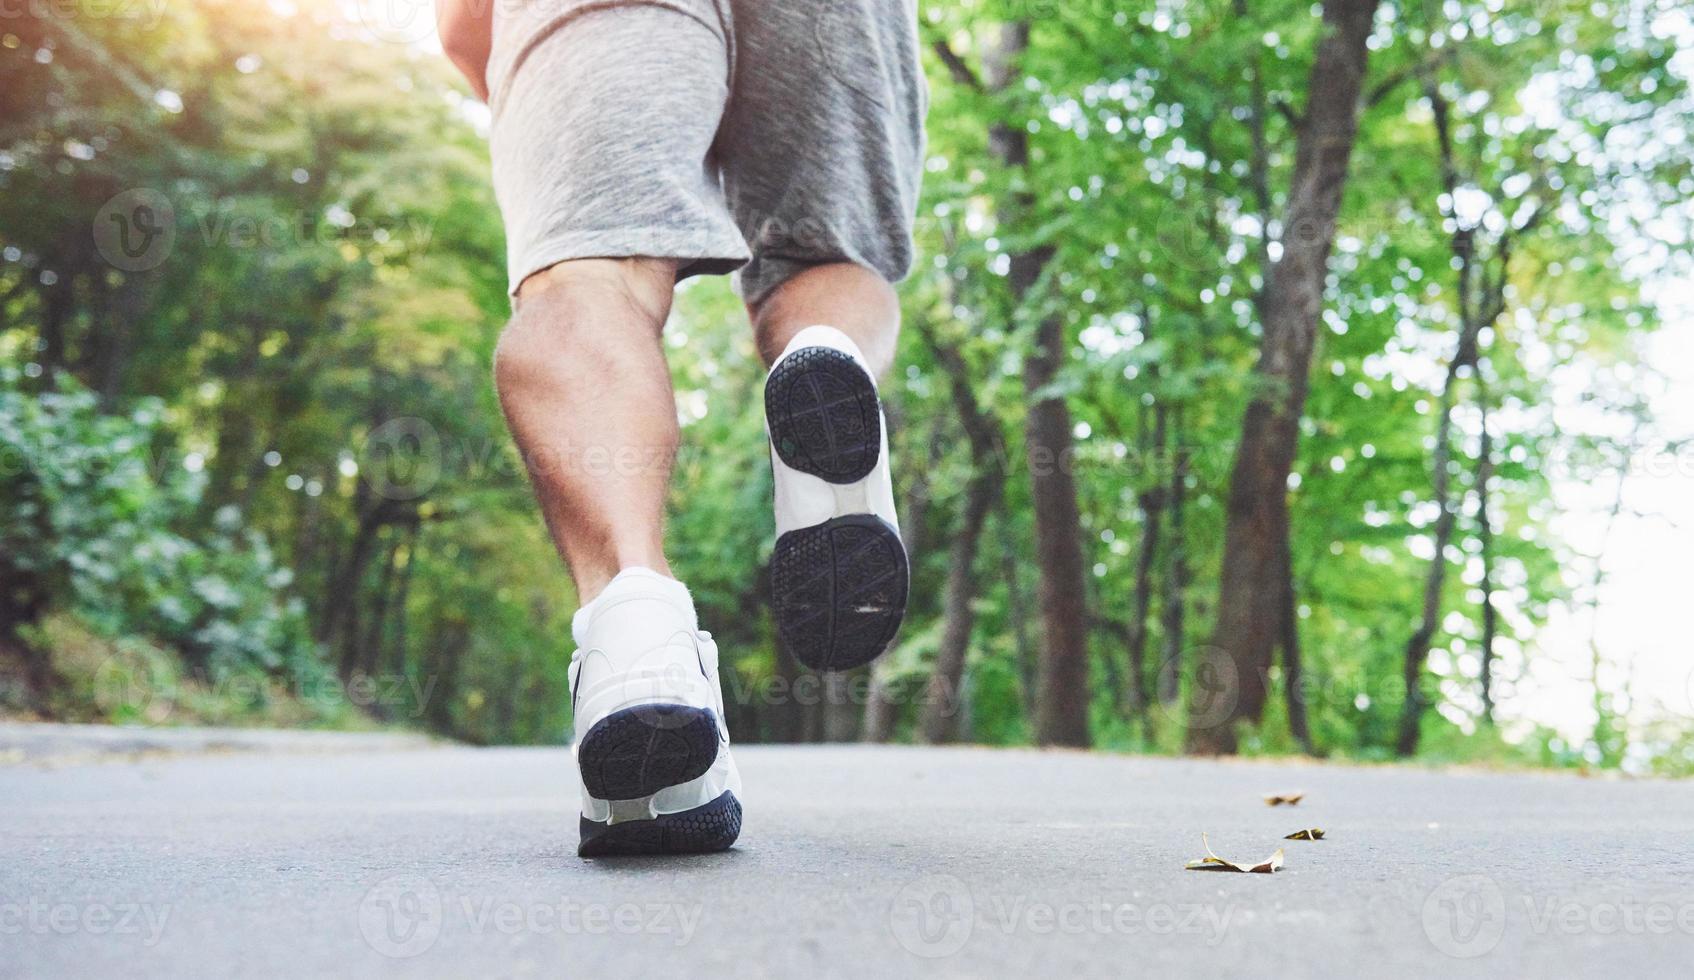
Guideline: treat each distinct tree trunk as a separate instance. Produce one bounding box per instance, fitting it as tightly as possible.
[387,532,416,679]
[998,512,1039,723]
[204,323,272,513]
[327,493,410,680]
[915,317,1007,744]
[1396,363,1463,756]
[93,275,148,409]
[357,531,402,691]
[799,676,824,743]
[1189,0,1381,754]
[1124,403,1165,726]
[1475,397,1497,725]
[1158,406,1189,705]
[1024,311,1092,746]
[899,419,943,565]
[38,280,70,379]
[1279,540,1315,753]
[821,671,859,742]
[985,21,1093,748]
[919,470,998,743]
[1396,73,1518,756]
[770,631,806,742]
[422,618,467,738]
[862,668,900,743]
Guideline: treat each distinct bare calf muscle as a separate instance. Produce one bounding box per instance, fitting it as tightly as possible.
[494,258,682,602]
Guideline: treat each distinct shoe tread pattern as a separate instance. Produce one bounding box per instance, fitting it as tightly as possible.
[772,514,908,672]
[766,346,882,485]
[577,704,720,801]
[578,791,742,857]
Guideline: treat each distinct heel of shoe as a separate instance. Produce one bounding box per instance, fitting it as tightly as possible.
[577,704,721,801]
[772,513,908,672]
[765,346,882,485]
[578,790,743,857]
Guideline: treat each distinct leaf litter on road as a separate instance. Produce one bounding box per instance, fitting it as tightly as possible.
[1262,791,1304,806]
[1184,833,1285,873]
[1284,828,1325,840]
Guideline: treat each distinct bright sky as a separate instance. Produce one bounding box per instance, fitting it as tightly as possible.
[1500,7,1694,758]
[1519,294,1694,755]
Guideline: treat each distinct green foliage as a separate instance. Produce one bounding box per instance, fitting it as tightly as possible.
[0,367,316,680]
[27,611,368,729]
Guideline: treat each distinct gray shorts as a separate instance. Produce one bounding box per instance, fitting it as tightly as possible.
[486,0,927,301]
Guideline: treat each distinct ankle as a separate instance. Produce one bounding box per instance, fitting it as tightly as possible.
[573,553,673,605]
[615,553,673,584]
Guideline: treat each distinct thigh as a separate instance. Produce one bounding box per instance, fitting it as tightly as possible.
[487,2,750,298]
[717,0,928,304]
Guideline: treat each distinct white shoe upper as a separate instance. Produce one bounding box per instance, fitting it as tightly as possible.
[767,325,901,538]
[567,567,739,820]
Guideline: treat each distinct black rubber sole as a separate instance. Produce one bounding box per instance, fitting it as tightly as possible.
[578,790,743,857]
[765,346,882,484]
[773,514,909,672]
[576,704,720,802]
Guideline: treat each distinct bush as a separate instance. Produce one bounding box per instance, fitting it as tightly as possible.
[29,612,363,729]
[0,367,318,686]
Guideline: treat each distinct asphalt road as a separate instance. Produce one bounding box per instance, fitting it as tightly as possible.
[3,741,1692,978]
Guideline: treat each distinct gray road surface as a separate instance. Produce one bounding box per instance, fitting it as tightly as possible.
[3,741,1691,977]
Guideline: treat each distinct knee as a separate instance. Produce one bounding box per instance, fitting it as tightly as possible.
[493,258,676,398]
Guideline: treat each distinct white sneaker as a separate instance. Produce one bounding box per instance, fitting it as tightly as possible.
[567,567,742,856]
[765,325,909,672]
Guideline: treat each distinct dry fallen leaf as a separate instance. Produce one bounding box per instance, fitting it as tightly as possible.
[1262,791,1304,806]
[1284,828,1325,841]
[1184,833,1285,873]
